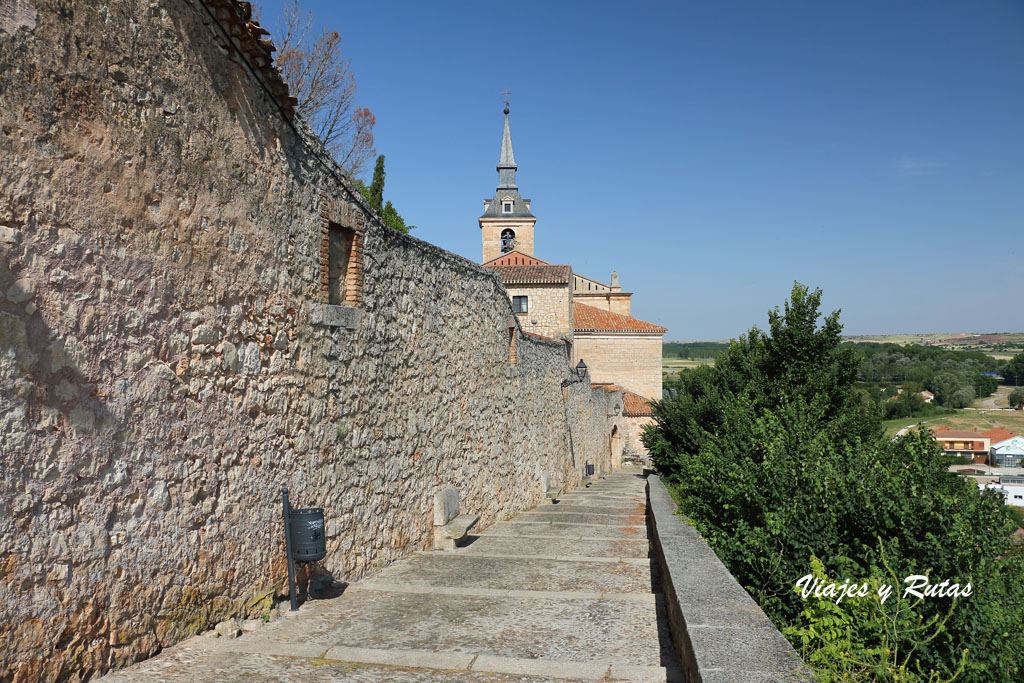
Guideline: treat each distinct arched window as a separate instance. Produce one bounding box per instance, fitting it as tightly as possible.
[500,228,516,253]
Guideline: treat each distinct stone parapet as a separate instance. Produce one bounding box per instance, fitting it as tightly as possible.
[646,475,811,682]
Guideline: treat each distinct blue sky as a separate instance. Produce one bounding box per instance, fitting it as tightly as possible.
[258,1,1024,340]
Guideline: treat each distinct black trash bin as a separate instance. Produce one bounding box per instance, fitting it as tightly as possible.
[289,507,326,562]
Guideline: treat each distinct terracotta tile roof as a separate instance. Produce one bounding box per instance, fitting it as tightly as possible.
[591,383,654,416]
[573,302,667,334]
[488,264,571,285]
[982,428,1018,444]
[204,1,297,116]
[622,390,654,417]
[932,430,991,441]
[483,251,550,267]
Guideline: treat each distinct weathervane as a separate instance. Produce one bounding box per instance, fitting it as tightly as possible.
[501,88,511,114]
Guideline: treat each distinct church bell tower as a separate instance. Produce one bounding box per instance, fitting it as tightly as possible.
[479,104,537,263]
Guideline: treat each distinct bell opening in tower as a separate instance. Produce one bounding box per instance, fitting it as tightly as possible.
[501,229,516,253]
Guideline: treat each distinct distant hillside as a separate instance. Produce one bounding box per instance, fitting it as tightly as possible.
[844,332,1024,360]
[663,341,730,360]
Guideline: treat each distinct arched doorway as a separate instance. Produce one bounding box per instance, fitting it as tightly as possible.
[610,425,621,469]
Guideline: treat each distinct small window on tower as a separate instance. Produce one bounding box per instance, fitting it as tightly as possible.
[502,200,513,213]
[512,296,528,313]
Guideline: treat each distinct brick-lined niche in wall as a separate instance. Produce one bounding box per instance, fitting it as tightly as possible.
[327,222,355,305]
[508,326,517,366]
[312,193,365,329]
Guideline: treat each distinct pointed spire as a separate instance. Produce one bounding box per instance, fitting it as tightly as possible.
[481,102,533,220]
[497,105,518,189]
[499,110,516,168]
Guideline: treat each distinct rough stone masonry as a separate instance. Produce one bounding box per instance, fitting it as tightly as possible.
[0,1,624,679]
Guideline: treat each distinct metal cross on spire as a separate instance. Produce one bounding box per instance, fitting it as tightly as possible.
[501,89,511,114]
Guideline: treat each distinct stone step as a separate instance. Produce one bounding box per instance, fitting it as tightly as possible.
[460,535,649,559]
[258,589,673,668]
[518,511,646,526]
[541,503,646,515]
[481,521,647,540]
[102,638,683,682]
[352,552,652,594]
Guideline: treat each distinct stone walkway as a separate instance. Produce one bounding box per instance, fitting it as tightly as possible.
[102,469,683,682]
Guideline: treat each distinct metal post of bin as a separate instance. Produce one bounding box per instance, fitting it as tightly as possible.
[282,488,299,612]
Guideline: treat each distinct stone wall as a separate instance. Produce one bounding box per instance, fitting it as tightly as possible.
[0,1,620,679]
[573,333,663,399]
[505,283,572,340]
[622,415,653,459]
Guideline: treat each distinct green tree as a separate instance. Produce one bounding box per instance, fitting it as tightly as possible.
[1004,352,1024,385]
[949,385,975,409]
[1010,387,1024,409]
[368,154,385,213]
[929,372,962,407]
[643,283,1024,682]
[351,155,412,234]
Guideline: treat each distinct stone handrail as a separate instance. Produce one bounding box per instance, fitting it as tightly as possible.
[646,474,812,682]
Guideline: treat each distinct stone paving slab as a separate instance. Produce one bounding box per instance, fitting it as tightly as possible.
[541,503,646,515]
[100,647,601,682]
[557,493,643,505]
[352,553,652,593]
[254,589,673,666]
[460,535,650,559]
[484,521,647,539]
[517,512,647,526]
[100,470,681,682]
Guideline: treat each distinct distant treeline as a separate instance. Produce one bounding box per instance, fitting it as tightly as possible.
[848,342,1003,382]
[663,341,731,360]
[667,341,1006,416]
[842,342,1001,416]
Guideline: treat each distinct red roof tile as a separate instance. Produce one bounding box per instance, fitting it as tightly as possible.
[488,264,571,285]
[981,428,1017,443]
[483,251,550,267]
[573,302,667,334]
[622,390,654,416]
[931,430,990,440]
[591,383,654,416]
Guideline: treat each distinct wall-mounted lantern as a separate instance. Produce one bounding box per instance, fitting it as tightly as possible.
[575,359,588,380]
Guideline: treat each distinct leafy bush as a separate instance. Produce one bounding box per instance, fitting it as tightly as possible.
[644,283,1024,681]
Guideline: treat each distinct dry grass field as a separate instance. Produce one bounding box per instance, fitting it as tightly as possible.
[919,410,1024,437]
[662,357,715,377]
[845,332,1024,357]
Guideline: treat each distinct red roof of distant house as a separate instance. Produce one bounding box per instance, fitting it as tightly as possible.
[981,428,1017,444]
[919,390,934,398]
[488,264,572,285]
[932,430,991,440]
[483,251,550,267]
[572,302,667,334]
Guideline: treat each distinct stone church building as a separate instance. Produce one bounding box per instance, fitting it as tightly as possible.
[480,108,667,456]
